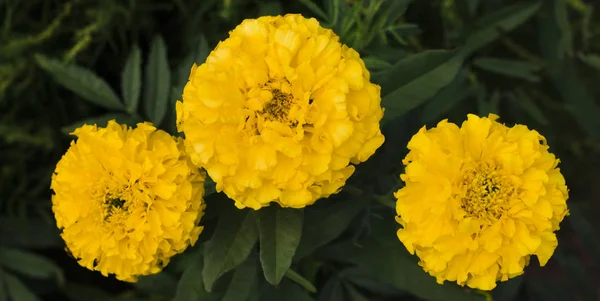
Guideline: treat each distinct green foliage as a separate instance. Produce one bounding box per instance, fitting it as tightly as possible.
[2,0,600,300]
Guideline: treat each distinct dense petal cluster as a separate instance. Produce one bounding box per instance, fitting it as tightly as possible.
[51,121,205,282]
[394,114,569,290]
[176,14,385,209]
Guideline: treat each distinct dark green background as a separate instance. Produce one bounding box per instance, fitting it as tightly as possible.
[1,0,599,300]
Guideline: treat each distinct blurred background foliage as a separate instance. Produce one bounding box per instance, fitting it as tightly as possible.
[1,0,600,300]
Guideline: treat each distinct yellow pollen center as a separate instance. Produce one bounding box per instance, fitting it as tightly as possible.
[458,163,517,221]
[262,88,293,122]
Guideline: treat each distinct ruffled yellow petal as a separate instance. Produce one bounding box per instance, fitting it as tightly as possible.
[395,114,568,290]
[177,14,384,209]
[51,120,206,282]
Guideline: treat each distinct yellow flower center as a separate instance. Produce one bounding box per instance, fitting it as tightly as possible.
[459,162,517,221]
[262,88,293,122]
[245,79,305,133]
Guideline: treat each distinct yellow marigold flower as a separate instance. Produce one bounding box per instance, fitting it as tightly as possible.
[51,120,205,282]
[176,14,385,209]
[394,114,569,291]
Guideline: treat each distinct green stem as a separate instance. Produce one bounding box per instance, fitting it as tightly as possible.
[284,269,317,293]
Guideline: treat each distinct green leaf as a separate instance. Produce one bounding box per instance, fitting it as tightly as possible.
[173,249,219,301]
[285,269,317,294]
[261,280,316,301]
[121,45,142,114]
[0,269,7,301]
[464,1,542,55]
[567,205,600,264]
[203,208,259,291]
[4,272,40,301]
[578,53,600,71]
[298,0,329,21]
[553,60,600,140]
[378,50,465,123]
[0,217,62,249]
[473,57,541,82]
[60,113,141,135]
[421,69,472,123]
[143,35,171,126]
[343,283,370,301]
[0,248,64,285]
[508,90,549,126]
[134,272,177,297]
[222,253,258,301]
[258,1,282,16]
[325,0,342,28]
[322,239,484,301]
[476,87,500,116]
[319,277,346,301]
[256,206,303,285]
[361,57,392,71]
[35,54,123,110]
[294,197,367,260]
[339,268,406,298]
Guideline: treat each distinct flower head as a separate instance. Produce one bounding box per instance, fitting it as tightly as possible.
[176,14,384,209]
[395,114,568,290]
[51,121,205,282]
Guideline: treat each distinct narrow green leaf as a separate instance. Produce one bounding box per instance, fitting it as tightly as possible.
[476,87,501,116]
[567,205,600,264]
[203,209,259,291]
[35,54,123,110]
[473,57,541,82]
[553,60,600,140]
[0,269,7,301]
[421,70,472,123]
[261,280,316,301]
[121,45,142,113]
[0,248,64,285]
[326,0,341,27]
[379,50,465,122]
[385,23,421,36]
[0,217,62,249]
[257,206,303,285]
[258,1,282,16]
[464,2,542,54]
[298,0,329,21]
[374,50,454,94]
[508,90,549,126]
[285,269,317,293]
[552,0,573,57]
[143,35,171,126]
[294,197,367,260]
[362,57,392,71]
[319,277,346,301]
[4,272,40,301]
[319,239,484,301]
[222,253,258,301]
[134,273,177,297]
[578,53,600,71]
[173,249,220,301]
[343,283,370,301]
[61,113,141,135]
[339,268,406,298]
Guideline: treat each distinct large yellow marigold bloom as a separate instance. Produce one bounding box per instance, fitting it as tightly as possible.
[395,114,568,291]
[51,121,205,282]
[176,14,384,209]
